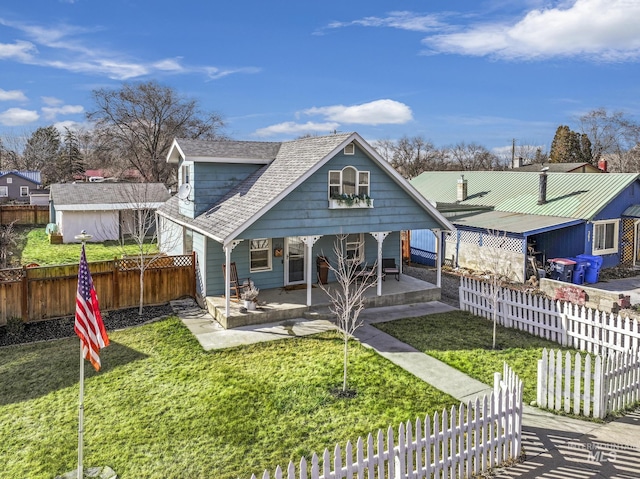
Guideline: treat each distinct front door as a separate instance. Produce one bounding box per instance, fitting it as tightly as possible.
[285,237,306,285]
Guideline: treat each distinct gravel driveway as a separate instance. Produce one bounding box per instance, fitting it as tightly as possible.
[404,264,460,308]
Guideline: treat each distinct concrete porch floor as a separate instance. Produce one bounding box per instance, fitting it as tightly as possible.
[205,274,440,329]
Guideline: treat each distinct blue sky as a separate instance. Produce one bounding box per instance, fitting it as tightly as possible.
[1,0,639,155]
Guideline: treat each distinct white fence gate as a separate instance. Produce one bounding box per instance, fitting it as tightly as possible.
[459,276,640,355]
[254,369,523,479]
[537,348,640,419]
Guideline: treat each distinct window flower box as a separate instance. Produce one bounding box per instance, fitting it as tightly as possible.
[328,195,374,209]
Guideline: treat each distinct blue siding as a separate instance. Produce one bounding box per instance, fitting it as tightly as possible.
[410,229,437,266]
[241,146,442,240]
[193,162,263,217]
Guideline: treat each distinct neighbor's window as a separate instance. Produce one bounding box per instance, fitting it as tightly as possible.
[20,186,29,197]
[250,238,271,272]
[345,233,364,264]
[592,220,619,255]
[328,167,370,198]
[0,186,8,197]
[6,178,12,184]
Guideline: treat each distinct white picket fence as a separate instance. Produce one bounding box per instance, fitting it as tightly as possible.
[537,348,640,419]
[253,368,523,479]
[459,276,640,355]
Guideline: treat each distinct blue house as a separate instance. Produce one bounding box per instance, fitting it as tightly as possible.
[409,170,640,283]
[157,132,454,327]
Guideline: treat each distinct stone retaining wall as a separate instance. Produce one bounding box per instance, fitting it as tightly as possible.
[539,278,631,313]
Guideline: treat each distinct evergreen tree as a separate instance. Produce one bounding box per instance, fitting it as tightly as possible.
[549,125,594,164]
[23,126,61,184]
[58,127,85,182]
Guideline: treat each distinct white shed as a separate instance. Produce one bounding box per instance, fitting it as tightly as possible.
[50,183,171,243]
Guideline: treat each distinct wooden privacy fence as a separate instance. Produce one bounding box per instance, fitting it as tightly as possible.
[459,276,640,356]
[253,368,523,479]
[0,205,49,225]
[0,253,196,324]
[537,348,640,419]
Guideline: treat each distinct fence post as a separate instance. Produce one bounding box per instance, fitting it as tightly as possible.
[191,250,197,297]
[113,257,120,309]
[21,265,28,322]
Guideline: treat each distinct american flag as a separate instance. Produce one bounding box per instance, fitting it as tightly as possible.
[74,244,109,371]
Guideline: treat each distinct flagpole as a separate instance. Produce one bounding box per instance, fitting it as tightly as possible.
[78,340,84,479]
[75,231,92,479]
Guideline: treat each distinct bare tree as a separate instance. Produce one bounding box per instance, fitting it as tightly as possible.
[478,229,513,350]
[0,220,18,268]
[98,183,176,315]
[448,142,500,170]
[318,235,378,393]
[86,80,225,186]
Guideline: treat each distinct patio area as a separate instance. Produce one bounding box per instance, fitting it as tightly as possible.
[205,274,441,329]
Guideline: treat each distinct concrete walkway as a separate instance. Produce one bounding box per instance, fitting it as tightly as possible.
[171,298,640,478]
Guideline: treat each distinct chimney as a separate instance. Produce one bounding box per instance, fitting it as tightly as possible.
[457,174,468,202]
[512,156,523,169]
[537,168,548,205]
[598,158,608,172]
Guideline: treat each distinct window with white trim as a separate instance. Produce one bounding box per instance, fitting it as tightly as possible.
[20,186,29,197]
[6,178,12,184]
[250,238,272,272]
[181,164,190,185]
[0,186,8,197]
[328,167,370,198]
[345,233,364,264]
[592,220,619,255]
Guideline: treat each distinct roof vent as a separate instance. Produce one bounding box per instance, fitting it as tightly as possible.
[344,143,355,155]
[457,175,468,202]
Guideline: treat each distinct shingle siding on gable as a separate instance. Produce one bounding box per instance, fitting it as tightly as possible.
[242,146,440,240]
[192,162,263,217]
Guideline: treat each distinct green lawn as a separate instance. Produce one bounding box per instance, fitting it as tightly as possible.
[19,228,157,265]
[375,310,576,405]
[0,317,458,479]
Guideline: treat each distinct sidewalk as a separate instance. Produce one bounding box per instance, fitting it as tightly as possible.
[172,298,640,478]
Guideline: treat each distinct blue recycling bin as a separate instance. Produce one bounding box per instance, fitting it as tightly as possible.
[566,257,588,285]
[548,258,576,282]
[576,254,603,284]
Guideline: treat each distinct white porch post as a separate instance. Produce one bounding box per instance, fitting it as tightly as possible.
[434,229,442,288]
[223,240,243,317]
[301,236,321,306]
[371,231,390,296]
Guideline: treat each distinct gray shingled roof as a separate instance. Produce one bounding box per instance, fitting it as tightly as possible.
[51,182,170,206]
[175,137,282,160]
[158,133,354,243]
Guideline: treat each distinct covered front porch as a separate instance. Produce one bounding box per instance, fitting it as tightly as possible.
[206,273,440,329]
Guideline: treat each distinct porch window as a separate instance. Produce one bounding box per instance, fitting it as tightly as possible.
[592,220,619,255]
[250,238,272,272]
[345,233,364,264]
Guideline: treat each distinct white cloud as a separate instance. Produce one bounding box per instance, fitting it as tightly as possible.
[254,121,340,137]
[0,17,259,80]
[41,96,63,106]
[42,104,84,120]
[0,40,36,61]
[323,11,447,34]
[303,99,413,125]
[422,0,640,61]
[0,89,28,102]
[0,107,39,126]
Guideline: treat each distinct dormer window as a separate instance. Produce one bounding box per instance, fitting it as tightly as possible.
[328,166,373,209]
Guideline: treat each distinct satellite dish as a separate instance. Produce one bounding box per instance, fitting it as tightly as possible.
[177,183,191,202]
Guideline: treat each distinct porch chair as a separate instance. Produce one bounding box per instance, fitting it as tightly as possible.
[221,262,250,301]
[382,258,400,281]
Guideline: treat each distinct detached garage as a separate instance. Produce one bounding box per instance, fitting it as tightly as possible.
[49,183,170,243]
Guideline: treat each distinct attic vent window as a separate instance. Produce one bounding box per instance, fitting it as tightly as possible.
[344,143,355,155]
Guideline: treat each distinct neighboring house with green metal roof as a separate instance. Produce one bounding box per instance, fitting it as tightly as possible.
[409,171,640,282]
[156,132,454,326]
